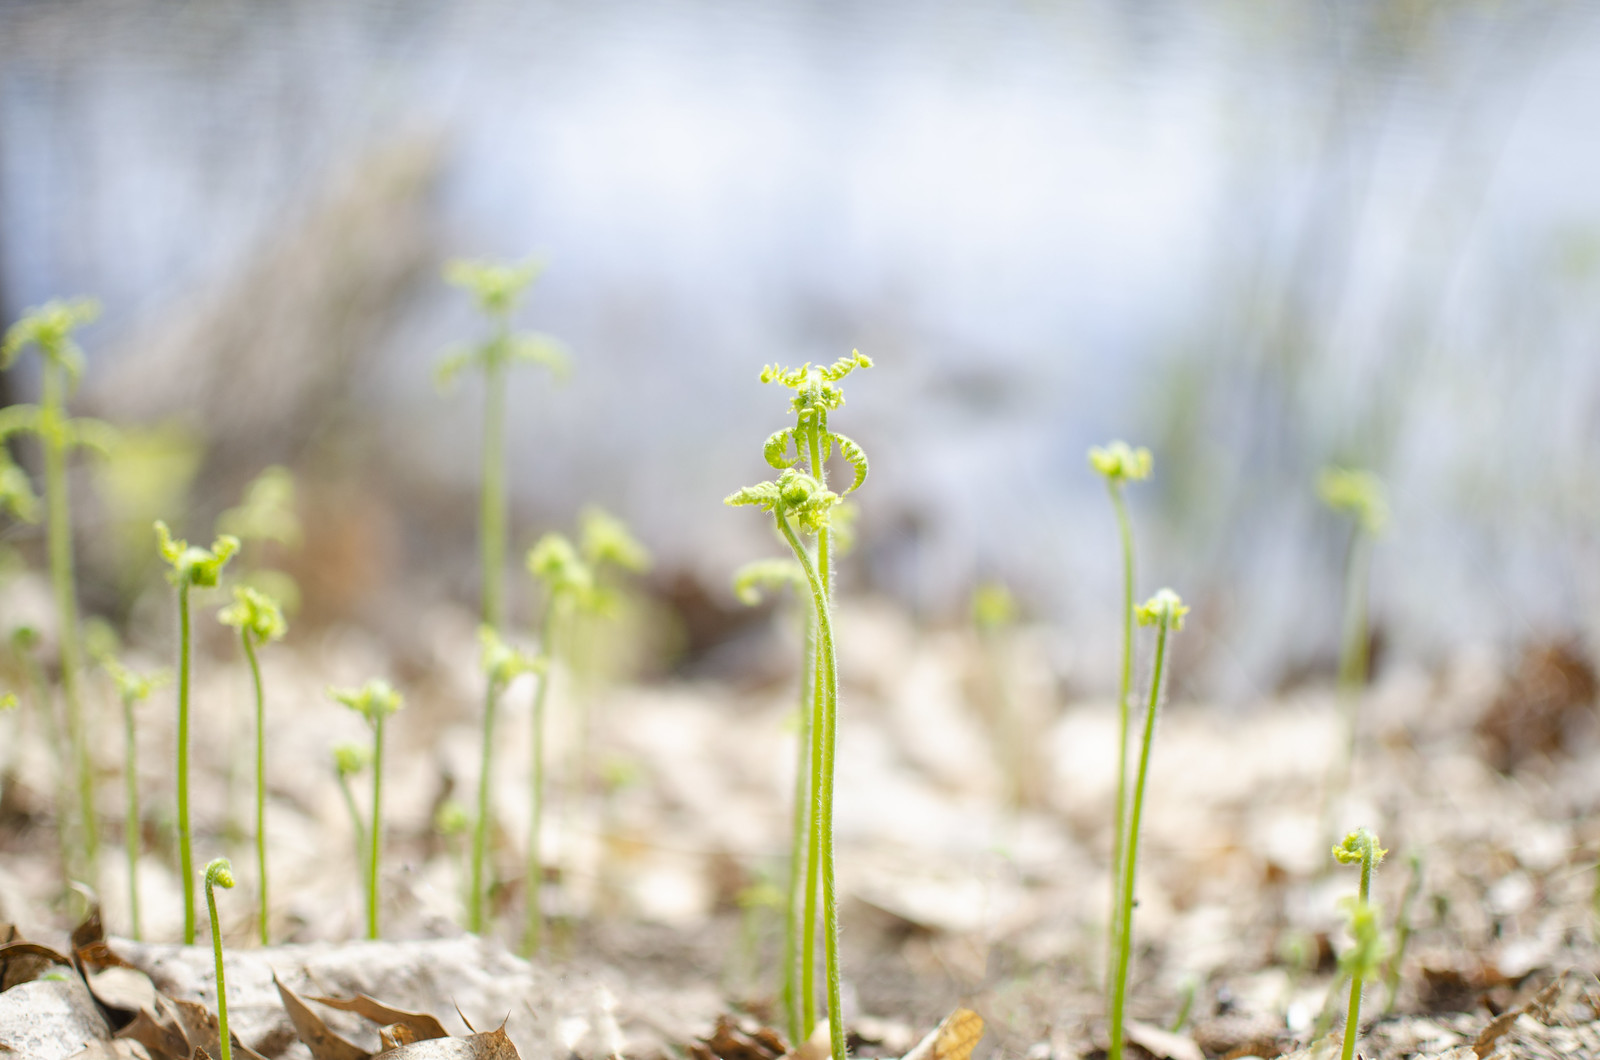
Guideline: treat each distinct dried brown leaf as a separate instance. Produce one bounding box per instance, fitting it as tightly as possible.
[170,997,270,1060]
[115,996,191,1060]
[370,1026,520,1060]
[308,992,450,1042]
[382,1024,420,1051]
[275,975,371,1060]
[901,1008,983,1060]
[0,938,74,990]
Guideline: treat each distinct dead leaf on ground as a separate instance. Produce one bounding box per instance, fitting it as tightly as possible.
[0,937,75,990]
[116,996,192,1060]
[308,990,451,1042]
[0,975,112,1060]
[692,1014,787,1060]
[901,1008,983,1060]
[1126,1020,1205,1060]
[68,1040,155,1059]
[276,975,370,1060]
[371,1025,520,1059]
[169,997,271,1060]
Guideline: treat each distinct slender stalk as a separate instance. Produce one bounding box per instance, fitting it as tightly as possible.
[1108,619,1171,1060]
[470,677,500,933]
[204,859,235,1060]
[239,632,268,945]
[367,712,385,939]
[776,511,844,1060]
[42,360,95,882]
[177,581,196,944]
[480,337,508,630]
[783,608,815,1047]
[1340,842,1377,1060]
[799,426,833,1041]
[525,598,556,954]
[123,692,142,941]
[337,772,365,865]
[1105,480,1135,993]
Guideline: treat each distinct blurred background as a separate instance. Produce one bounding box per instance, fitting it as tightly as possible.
[3,0,1599,700]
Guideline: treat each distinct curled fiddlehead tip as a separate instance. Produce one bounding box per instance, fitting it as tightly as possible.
[726,469,840,533]
[329,679,404,724]
[205,857,236,890]
[580,507,651,573]
[332,742,371,778]
[1135,588,1189,631]
[1088,441,1153,483]
[478,625,544,685]
[1332,827,1387,868]
[154,521,240,588]
[526,532,594,597]
[218,585,288,643]
[2,297,101,376]
[1318,467,1388,535]
[731,558,806,606]
[443,258,544,316]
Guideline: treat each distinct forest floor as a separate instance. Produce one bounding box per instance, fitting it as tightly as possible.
[2,584,1599,1060]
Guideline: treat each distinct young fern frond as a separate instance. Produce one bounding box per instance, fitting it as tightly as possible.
[470,626,543,935]
[155,521,239,943]
[204,858,237,1060]
[97,653,169,942]
[1332,828,1388,1060]
[329,679,403,939]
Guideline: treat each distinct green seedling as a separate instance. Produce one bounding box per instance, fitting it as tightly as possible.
[1108,588,1188,1060]
[204,857,236,1060]
[1089,440,1152,993]
[1384,849,1422,1014]
[570,507,651,784]
[98,654,168,941]
[332,742,370,867]
[438,259,570,632]
[727,350,870,1060]
[329,679,403,939]
[3,298,118,883]
[434,799,471,910]
[733,556,811,1046]
[470,625,542,936]
[523,532,593,953]
[218,586,287,944]
[1318,467,1386,831]
[155,520,239,943]
[1332,828,1388,1060]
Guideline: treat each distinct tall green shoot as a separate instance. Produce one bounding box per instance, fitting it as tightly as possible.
[470,626,542,935]
[1089,440,1152,992]
[733,557,811,1046]
[155,521,239,943]
[1318,468,1386,829]
[1332,828,1387,1060]
[329,679,403,939]
[727,351,871,1060]
[1108,589,1188,1060]
[204,857,237,1060]
[522,532,593,953]
[2,298,117,882]
[438,260,570,632]
[218,586,287,944]
[98,654,167,941]
[332,743,370,870]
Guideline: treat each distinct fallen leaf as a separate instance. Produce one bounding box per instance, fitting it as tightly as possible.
[1126,1021,1204,1060]
[0,975,112,1060]
[371,1026,520,1059]
[382,1023,420,1051]
[309,991,451,1042]
[0,938,75,990]
[275,975,370,1060]
[901,1008,983,1060]
[170,997,271,1060]
[115,996,191,1060]
[68,1041,155,1059]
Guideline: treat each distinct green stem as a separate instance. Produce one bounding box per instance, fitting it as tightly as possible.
[480,333,508,631]
[242,632,268,945]
[177,581,196,945]
[470,677,500,934]
[206,873,232,1060]
[1341,843,1376,1060]
[525,596,556,955]
[42,360,95,882]
[783,607,815,1048]
[1106,480,1135,994]
[368,713,384,939]
[123,693,141,941]
[775,512,844,1060]
[1108,618,1171,1060]
[337,772,365,872]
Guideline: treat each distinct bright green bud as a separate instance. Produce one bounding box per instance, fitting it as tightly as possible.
[526,532,594,597]
[0,691,16,712]
[972,581,1018,630]
[333,742,370,778]
[218,585,287,644]
[443,258,543,316]
[1088,441,1153,483]
[100,655,169,705]
[478,625,544,686]
[2,298,101,384]
[154,521,240,588]
[1135,588,1189,631]
[205,857,236,890]
[580,507,651,573]
[329,679,403,725]
[1332,827,1387,868]
[1318,467,1388,535]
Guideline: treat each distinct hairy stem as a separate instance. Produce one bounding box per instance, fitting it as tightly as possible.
[1105,480,1135,993]
[776,512,844,1060]
[243,632,268,945]
[783,607,816,1048]
[480,331,508,630]
[42,360,95,883]
[525,596,557,955]
[471,677,500,934]
[1341,842,1377,1060]
[368,713,385,940]
[177,581,195,944]
[123,693,142,940]
[1108,618,1171,1060]
[206,874,232,1060]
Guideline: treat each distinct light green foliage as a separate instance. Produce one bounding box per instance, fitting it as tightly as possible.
[732,558,806,606]
[0,691,15,711]
[217,466,302,547]
[729,352,871,1060]
[527,532,594,599]
[1337,897,1388,984]
[155,522,240,588]
[204,857,236,1060]
[1,297,100,377]
[1332,827,1386,1060]
[470,626,544,934]
[1089,440,1153,483]
[971,581,1017,631]
[331,679,402,938]
[1108,588,1186,1060]
[0,453,39,523]
[440,257,571,633]
[1319,467,1388,535]
[580,506,651,574]
[218,586,287,644]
